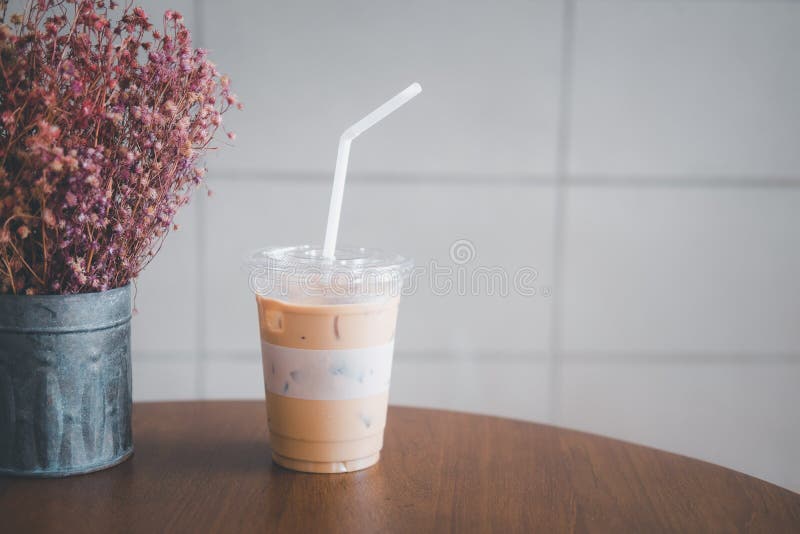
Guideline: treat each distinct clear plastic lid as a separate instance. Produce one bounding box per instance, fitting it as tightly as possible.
[245,245,413,303]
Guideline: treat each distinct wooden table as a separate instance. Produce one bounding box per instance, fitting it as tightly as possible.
[1,401,798,532]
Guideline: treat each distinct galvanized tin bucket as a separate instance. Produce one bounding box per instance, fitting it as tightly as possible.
[0,284,133,477]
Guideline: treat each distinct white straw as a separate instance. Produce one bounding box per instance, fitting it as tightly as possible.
[322,83,422,259]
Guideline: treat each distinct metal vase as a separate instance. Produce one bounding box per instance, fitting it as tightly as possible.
[0,284,133,477]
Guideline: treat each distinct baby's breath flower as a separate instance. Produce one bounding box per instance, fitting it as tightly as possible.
[0,0,238,294]
[42,208,56,227]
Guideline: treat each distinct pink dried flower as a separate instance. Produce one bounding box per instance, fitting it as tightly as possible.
[0,0,239,295]
[42,208,56,227]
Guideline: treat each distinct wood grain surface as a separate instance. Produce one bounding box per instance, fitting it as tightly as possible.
[0,401,798,533]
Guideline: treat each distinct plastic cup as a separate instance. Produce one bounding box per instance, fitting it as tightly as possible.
[246,245,412,473]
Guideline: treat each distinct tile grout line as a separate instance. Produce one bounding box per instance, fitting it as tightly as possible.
[193,0,207,400]
[198,352,554,363]
[547,0,577,425]
[206,171,800,189]
[134,349,800,365]
[559,353,800,365]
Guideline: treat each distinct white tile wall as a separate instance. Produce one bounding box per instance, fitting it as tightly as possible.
[560,186,800,356]
[199,0,563,175]
[559,361,800,493]
[391,359,551,423]
[128,0,800,492]
[131,202,200,357]
[132,358,198,401]
[203,360,264,399]
[570,0,800,177]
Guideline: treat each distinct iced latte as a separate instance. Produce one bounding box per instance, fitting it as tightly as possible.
[248,245,410,473]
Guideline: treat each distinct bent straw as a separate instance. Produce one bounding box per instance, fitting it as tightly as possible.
[322,83,422,259]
